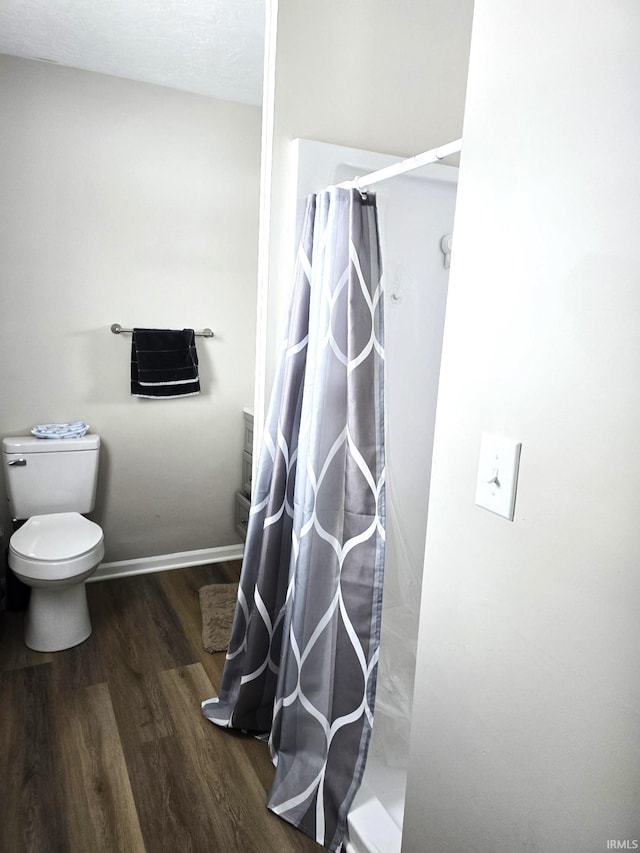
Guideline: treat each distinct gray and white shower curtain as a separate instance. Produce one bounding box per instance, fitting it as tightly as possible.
[202,187,385,852]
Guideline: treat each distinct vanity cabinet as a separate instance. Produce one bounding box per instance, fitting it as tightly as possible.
[235,408,254,540]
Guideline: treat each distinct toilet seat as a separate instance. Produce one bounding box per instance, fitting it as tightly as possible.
[9,512,104,582]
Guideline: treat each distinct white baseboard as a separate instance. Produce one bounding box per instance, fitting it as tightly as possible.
[88,544,244,583]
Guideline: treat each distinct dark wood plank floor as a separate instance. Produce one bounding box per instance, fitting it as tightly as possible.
[0,562,325,853]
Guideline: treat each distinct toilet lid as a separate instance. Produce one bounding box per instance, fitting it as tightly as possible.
[10,512,103,561]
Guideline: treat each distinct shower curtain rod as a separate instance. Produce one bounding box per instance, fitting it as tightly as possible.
[338,137,462,192]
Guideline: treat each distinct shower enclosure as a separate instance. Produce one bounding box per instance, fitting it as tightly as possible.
[291,140,458,853]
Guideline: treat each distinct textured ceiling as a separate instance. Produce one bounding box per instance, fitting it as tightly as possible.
[0,0,265,105]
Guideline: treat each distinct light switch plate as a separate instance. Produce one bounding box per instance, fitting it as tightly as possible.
[475,434,522,521]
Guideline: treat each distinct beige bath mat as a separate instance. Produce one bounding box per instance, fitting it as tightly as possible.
[198,582,238,653]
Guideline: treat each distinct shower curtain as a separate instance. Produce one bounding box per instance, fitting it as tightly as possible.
[202,187,385,852]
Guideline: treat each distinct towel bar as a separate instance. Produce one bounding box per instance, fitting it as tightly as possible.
[111,323,214,338]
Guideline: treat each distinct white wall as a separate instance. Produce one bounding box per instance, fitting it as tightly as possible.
[403,2,640,850]
[256,0,474,443]
[0,55,261,561]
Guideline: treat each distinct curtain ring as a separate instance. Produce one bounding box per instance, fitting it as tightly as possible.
[353,178,368,200]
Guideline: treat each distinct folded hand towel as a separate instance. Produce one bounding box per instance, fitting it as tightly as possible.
[131,329,200,399]
[32,421,90,439]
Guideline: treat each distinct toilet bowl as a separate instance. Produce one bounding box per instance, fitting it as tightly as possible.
[9,512,105,652]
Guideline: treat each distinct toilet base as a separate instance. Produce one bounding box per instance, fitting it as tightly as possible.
[25,581,92,652]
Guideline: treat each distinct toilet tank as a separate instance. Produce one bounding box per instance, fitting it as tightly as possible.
[2,434,100,519]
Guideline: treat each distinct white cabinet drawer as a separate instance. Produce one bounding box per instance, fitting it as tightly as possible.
[242,450,252,497]
[243,409,254,454]
[235,491,250,540]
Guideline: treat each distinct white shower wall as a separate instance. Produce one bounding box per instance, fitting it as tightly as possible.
[291,140,457,852]
[369,166,457,765]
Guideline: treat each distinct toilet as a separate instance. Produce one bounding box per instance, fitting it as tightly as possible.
[2,434,105,652]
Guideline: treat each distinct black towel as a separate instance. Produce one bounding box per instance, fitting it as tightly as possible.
[131,328,200,398]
